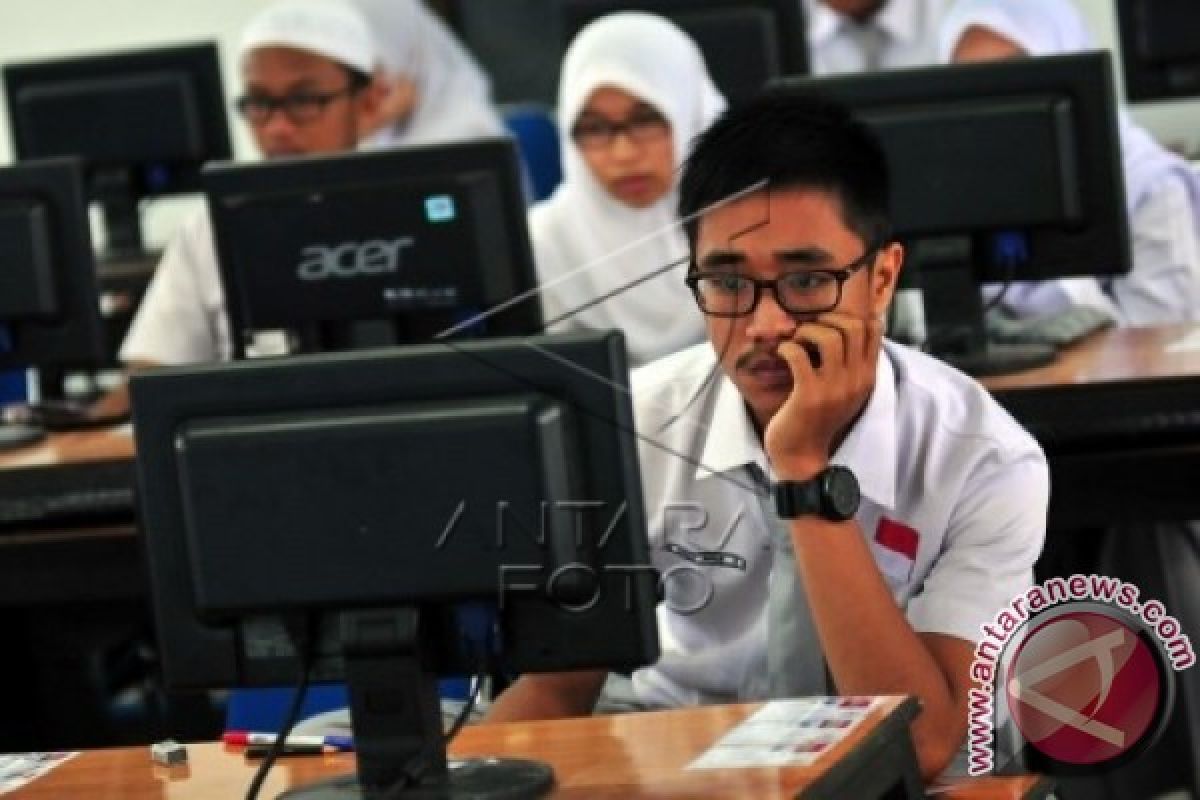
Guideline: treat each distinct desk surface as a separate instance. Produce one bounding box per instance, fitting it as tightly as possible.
[7,701,1048,799]
[0,323,1195,471]
[0,426,133,471]
[981,323,1200,390]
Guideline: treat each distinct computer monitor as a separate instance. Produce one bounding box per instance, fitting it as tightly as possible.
[1115,0,1200,103]
[0,157,107,450]
[130,331,659,797]
[447,0,807,105]
[561,0,808,104]
[3,42,232,259]
[203,138,543,359]
[772,52,1132,376]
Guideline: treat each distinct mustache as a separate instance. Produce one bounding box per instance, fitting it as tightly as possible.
[734,348,787,371]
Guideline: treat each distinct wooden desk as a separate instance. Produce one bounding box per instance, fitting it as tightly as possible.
[0,426,134,470]
[983,323,1200,529]
[8,701,1051,799]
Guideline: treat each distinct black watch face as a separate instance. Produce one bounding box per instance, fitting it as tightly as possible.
[824,467,861,519]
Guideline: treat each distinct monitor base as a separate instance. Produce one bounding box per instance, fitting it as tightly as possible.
[0,421,45,451]
[941,343,1056,377]
[278,757,555,799]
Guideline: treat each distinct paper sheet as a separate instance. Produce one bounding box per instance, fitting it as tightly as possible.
[687,697,884,770]
[0,752,77,794]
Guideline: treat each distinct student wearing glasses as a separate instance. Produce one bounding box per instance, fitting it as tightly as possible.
[120,0,415,372]
[529,12,726,367]
[489,90,1048,781]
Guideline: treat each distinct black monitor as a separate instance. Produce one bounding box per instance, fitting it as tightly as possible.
[1116,0,1200,103]
[3,42,232,260]
[772,52,1132,375]
[561,0,808,104]
[0,158,106,449]
[447,0,807,105]
[203,138,543,359]
[130,331,659,797]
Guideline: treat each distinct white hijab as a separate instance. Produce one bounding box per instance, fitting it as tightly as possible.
[351,0,504,147]
[529,12,727,367]
[937,0,1200,221]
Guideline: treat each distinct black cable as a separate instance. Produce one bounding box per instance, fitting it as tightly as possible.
[245,618,317,800]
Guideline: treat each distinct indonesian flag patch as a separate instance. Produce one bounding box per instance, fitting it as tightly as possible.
[873,517,919,583]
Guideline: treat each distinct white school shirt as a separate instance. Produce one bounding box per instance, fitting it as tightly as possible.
[120,208,229,366]
[627,340,1047,708]
[804,0,955,74]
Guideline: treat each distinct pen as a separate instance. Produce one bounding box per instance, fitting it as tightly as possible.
[244,743,340,758]
[223,731,354,750]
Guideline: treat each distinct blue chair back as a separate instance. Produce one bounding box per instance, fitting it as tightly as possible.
[502,103,562,204]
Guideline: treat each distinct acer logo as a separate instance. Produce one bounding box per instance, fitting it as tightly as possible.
[296,236,415,281]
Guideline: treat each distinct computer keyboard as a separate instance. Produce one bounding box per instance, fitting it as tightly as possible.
[0,459,136,530]
[985,305,1115,348]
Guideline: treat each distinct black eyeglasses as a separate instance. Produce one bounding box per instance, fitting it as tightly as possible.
[570,108,670,151]
[234,86,357,126]
[685,245,881,317]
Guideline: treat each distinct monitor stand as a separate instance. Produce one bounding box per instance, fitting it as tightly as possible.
[0,421,45,452]
[912,237,1054,377]
[279,608,554,800]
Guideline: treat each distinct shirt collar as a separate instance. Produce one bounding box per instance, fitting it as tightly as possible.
[805,0,923,47]
[695,370,768,482]
[830,347,897,509]
[692,348,898,510]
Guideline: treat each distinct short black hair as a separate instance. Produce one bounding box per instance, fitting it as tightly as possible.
[679,89,891,252]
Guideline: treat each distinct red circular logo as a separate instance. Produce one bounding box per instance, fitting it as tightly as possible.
[1005,610,1162,766]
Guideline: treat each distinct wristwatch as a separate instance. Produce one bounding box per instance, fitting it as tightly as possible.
[773,466,861,522]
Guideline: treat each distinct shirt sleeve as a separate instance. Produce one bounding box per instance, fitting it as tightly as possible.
[905,446,1049,643]
[119,212,225,366]
[1112,174,1200,326]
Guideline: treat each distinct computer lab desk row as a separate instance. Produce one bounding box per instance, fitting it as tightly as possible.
[2,322,1200,610]
[6,697,1051,799]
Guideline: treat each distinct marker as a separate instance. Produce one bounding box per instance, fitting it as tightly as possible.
[245,743,340,758]
[223,731,354,750]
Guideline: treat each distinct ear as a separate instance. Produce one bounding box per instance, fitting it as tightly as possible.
[869,241,903,318]
[353,71,392,141]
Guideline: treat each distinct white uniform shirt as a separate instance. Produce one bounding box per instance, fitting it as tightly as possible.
[120,208,230,366]
[805,0,955,74]
[627,340,1047,708]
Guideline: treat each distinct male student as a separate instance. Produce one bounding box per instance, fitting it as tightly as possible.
[806,0,955,74]
[487,90,1048,779]
[118,0,387,369]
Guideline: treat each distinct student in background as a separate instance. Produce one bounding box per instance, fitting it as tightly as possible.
[805,0,955,75]
[350,0,504,147]
[939,0,1200,326]
[490,90,1047,781]
[942,4,1200,797]
[118,0,387,371]
[529,13,725,367]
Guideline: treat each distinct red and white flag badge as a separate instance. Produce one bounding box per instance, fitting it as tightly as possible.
[873,517,919,584]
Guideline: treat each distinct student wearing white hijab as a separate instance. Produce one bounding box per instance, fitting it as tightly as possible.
[938,0,1200,326]
[529,13,726,367]
[351,0,504,147]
